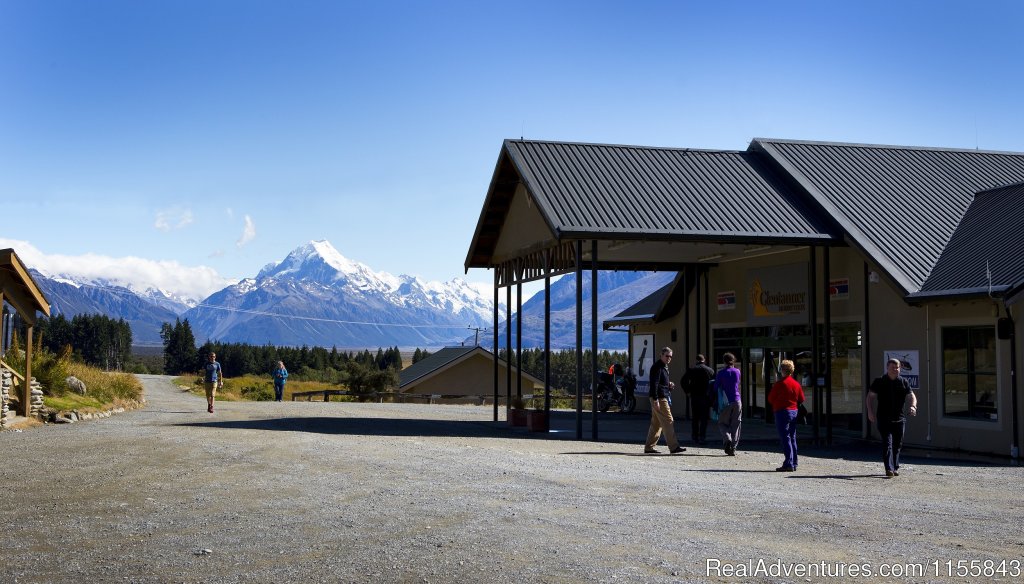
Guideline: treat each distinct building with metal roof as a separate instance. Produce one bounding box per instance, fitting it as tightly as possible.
[399,346,542,401]
[466,138,1023,457]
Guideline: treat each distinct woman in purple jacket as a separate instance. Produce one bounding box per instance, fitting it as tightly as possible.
[715,353,742,455]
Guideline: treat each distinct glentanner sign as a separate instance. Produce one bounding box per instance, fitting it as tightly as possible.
[746,263,809,325]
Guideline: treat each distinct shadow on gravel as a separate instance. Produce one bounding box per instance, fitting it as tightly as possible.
[175,416,509,438]
[786,473,884,480]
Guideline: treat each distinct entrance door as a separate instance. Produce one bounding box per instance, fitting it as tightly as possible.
[745,347,813,424]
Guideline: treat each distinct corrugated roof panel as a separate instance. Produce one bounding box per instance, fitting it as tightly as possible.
[504,140,835,241]
[756,140,1024,293]
[916,183,1024,295]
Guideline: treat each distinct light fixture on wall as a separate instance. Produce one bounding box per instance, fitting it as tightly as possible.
[868,271,880,284]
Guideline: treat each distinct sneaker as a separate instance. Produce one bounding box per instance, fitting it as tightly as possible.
[208,405,213,413]
[644,448,661,454]
[670,446,686,454]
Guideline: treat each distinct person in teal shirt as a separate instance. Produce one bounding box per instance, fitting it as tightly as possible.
[273,361,289,402]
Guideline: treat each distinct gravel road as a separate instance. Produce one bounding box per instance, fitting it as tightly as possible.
[2,374,1023,583]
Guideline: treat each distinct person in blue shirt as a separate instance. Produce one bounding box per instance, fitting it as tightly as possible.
[203,352,223,414]
[273,361,289,402]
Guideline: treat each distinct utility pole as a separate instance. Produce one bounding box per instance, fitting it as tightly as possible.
[468,325,484,346]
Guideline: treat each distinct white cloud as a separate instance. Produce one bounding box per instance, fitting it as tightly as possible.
[236,215,256,247]
[154,207,194,232]
[0,238,232,302]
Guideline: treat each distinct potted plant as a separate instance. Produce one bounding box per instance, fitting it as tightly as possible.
[527,407,549,432]
[509,395,528,427]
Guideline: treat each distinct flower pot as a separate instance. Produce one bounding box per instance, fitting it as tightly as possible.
[527,410,549,432]
[509,407,528,427]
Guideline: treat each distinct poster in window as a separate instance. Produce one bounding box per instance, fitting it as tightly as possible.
[883,350,919,389]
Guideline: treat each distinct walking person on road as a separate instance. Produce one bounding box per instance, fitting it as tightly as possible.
[681,354,715,445]
[866,358,917,477]
[768,359,805,472]
[715,352,742,455]
[644,347,686,455]
[204,352,224,414]
[273,360,289,401]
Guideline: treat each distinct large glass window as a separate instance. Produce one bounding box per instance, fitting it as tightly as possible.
[942,326,997,420]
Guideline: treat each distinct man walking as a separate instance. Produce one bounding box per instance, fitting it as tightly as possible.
[866,358,917,477]
[644,347,685,455]
[681,354,715,445]
[203,352,224,414]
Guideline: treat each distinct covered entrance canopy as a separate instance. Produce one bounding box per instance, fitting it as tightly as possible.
[1,248,51,418]
[464,139,843,439]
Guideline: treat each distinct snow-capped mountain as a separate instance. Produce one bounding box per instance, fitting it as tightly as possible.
[182,240,499,348]
[487,270,678,350]
[30,270,180,346]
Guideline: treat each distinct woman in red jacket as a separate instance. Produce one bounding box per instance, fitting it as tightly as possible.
[767,359,805,472]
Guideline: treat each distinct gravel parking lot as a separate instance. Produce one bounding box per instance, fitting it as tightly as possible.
[2,374,1023,583]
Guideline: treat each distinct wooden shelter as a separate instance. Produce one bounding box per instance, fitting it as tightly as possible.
[0,248,51,416]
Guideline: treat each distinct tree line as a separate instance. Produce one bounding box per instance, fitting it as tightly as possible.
[160,318,403,391]
[33,313,132,371]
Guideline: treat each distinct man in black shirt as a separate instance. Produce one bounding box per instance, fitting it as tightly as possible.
[866,358,918,477]
[681,354,715,445]
[644,347,685,455]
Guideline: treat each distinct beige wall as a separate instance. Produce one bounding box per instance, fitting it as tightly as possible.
[404,352,542,397]
[492,184,556,263]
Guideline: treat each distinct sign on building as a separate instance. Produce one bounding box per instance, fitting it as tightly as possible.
[632,333,654,396]
[746,264,808,325]
[883,350,920,389]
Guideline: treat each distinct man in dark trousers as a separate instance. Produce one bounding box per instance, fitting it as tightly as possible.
[866,358,918,478]
[681,354,715,445]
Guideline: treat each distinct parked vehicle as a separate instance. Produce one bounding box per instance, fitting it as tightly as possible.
[595,364,637,413]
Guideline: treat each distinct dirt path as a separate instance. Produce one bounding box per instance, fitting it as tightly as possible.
[1,375,1022,583]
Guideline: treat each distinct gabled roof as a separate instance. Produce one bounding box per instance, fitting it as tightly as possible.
[909,182,1024,300]
[753,139,1024,295]
[466,139,840,270]
[398,346,544,389]
[0,248,50,324]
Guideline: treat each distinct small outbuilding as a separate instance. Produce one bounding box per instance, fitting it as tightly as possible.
[0,248,51,422]
[399,346,543,402]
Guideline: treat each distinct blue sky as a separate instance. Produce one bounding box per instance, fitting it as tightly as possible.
[1,0,1022,300]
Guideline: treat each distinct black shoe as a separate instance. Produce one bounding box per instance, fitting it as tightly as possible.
[885,470,895,478]
[776,466,795,472]
[892,470,900,476]
[670,446,686,454]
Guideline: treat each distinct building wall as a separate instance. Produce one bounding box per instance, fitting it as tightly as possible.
[627,245,1022,456]
[404,353,542,397]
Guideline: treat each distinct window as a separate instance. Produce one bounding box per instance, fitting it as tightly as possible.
[942,326,997,420]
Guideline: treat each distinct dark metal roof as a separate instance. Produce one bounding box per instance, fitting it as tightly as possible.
[754,139,1024,295]
[507,139,835,240]
[465,140,840,270]
[910,182,1024,299]
[398,346,479,388]
[604,272,689,329]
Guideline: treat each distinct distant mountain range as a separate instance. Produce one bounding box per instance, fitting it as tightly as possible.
[29,240,674,350]
[492,271,677,350]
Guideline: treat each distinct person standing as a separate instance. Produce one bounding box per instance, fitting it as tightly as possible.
[203,352,223,414]
[715,352,742,455]
[681,354,715,445]
[866,358,918,477]
[644,347,685,455]
[272,360,289,402]
[767,359,805,472]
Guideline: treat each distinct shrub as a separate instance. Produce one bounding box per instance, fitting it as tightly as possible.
[240,382,274,401]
